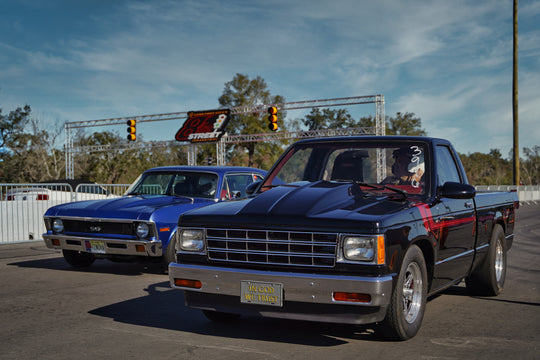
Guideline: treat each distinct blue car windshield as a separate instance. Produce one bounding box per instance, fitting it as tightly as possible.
[126,172,218,199]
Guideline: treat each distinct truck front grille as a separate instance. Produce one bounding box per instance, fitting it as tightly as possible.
[206,228,338,268]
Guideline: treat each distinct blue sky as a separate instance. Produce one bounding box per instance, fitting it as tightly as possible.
[1,0,539,158]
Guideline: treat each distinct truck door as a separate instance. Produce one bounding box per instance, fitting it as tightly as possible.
[431,145,476,291]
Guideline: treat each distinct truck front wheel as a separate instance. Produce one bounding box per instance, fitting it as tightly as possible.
[466,224,506,296]
[62,250,95,268]
[381,245,427,340]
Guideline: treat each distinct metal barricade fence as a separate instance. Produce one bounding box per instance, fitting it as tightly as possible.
[0,183,129,244]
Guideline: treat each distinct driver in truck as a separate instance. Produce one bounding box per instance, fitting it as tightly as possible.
[382,147,425,187]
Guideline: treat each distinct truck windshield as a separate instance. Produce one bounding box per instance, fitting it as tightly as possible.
[126,172,218,199]
[262,142,427,195]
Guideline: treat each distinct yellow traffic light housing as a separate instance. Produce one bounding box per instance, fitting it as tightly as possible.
[267,106,278,132]
[126,119,136,141]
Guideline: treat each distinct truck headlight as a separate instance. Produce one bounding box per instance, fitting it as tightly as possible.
[343,236,375,261]
[52,218,64,234]
[178,229,205,252]
[339,234,385,264]
[136,222,149,238]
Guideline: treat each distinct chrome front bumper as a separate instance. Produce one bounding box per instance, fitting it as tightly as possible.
[169,263,394,324]
[43,233,163,257]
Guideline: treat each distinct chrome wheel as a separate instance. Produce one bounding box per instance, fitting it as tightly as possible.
[402,261,423,324]
[495,238,504,283]
[465,224,507,296]
[381,245,427,340]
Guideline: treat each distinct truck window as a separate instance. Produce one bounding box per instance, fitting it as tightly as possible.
[435,145,462,185]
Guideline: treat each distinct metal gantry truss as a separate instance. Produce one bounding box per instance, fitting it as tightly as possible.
[64,95,385,179]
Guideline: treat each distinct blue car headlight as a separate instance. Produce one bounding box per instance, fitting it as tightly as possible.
[136,222,149,238]
[52,218,64,234]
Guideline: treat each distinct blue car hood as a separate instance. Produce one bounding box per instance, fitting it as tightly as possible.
[46,195,215,221]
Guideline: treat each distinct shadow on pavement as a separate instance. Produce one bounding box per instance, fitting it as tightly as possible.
[8,256,167,276]
[88,280,388,346]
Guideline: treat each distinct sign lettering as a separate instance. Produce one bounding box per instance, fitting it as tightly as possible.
[175,109,230,143]
[240,280,283,307]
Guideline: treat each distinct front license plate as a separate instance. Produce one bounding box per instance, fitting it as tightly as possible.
[85,240,106,254]
[240,280,283,307]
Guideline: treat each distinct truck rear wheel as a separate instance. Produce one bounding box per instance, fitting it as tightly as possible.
[380,245,427,340]
[466,224,506,296]
[62,250,95,268]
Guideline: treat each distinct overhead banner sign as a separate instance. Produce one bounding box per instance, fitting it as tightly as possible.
[175,109,230,143]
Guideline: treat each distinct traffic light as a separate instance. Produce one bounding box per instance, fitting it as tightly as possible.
[126,119,136,141]
[267,106,278,131]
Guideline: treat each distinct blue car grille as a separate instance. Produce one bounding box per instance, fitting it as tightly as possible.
[62,219,134,236]
[205,228,338,268]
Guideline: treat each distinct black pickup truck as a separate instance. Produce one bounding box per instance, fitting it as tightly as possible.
[169,136,519,340]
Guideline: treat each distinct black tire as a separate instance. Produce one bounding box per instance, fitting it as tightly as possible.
[380,245,427,341]
[163,232,177,266]
[466,224,506,296]
[202,310,241,323]
[62,250,95,268]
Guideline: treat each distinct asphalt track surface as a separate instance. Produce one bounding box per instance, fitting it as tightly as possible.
[1,204,538,359]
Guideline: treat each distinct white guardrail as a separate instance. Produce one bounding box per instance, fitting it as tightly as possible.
[0,183,538,245]
[0,183,129,244]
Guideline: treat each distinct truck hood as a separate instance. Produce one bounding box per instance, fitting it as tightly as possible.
[184,181,417,230]
[46,195,215,221]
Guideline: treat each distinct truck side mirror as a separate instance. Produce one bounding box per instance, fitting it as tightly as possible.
[246,180,262,196]
[439,182,476,199]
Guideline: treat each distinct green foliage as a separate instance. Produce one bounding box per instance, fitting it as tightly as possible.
[218,73,286,168]
[459,150,512,185]
[387,112,427,136]
[0,105,31,149]
[305,110,426,136]
[521,146,540,185]
[72,130,188,184]
[0,105,65,182]
[303,108,356,130]
[351,112,426,136]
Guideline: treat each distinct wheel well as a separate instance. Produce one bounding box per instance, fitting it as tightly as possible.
[411,239,434,291]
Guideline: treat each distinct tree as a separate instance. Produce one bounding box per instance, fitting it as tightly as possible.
[303,108,356,130]
[71,130,188,184]
[459,150,512,185]
[303,110,426,136]
[0,105,31,149]
[387,112,427,136]
[218,74,286,168]
[0,105,64,182]
[521,146,540,185]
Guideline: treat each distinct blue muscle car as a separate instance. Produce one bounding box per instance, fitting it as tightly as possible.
[43,166,266,268]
